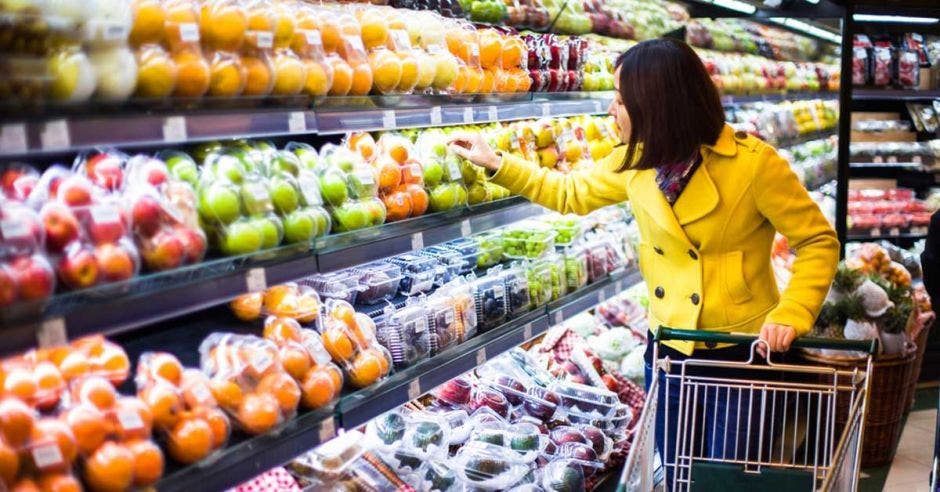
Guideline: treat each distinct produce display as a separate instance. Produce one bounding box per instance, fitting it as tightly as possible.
[687,19,821,62]
[728,99,838,143]
[853,33,928,89]
[850,139,940,167]
[848,188,931,237]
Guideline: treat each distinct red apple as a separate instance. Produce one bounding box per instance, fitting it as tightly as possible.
[175,226,206,264]
[86,153,124,191]
[10,174,38,201]
[0,208,43,254]
[141,159,169,187]
[1,168,24,194]
[40,203,80,254]
[10,254,55,300]
[94,243,135,281]
[57,175,94,207]
[141,230,184,271]
[0,265,17,306]
[131,195,164,237]
[58,246,99,289]
[87,205,126,245]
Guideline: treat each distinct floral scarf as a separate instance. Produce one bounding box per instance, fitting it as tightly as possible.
[656,153,703,205]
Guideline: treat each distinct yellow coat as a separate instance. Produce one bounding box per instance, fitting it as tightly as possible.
[490,124,840,355]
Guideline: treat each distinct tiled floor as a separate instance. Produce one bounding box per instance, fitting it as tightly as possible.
[883,409,935,491]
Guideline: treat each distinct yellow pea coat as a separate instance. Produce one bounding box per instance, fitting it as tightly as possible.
[490,124,840,355]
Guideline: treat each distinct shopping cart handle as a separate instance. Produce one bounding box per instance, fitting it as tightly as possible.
[655,327,879,355]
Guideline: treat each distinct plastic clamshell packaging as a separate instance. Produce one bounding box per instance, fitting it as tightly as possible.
[548,380,620,418]
[500,265,531,318]
[454,440,531,490]
[543,214,584,247]
[422,245,469,286]
[500,221,557,260]
[303,271,362,305]
[389,253,439,295]
[425,295,461,355]
[470,274,508,331]
[472,231,505,269]
[351,261,403,304]
[442,237,481,274]
[290,430,367,482]
[540,458,587,491]
[366,410,409,451]
[377,304,431,369]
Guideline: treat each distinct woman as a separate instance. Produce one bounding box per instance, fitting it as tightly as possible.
[449,38,839,486]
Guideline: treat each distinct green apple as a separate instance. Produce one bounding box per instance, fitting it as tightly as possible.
[193,142,223,163]
[461,160,481,185]
[255,215,283,249]
[165,153,199,186]
[431,142,448,158]
[363,198,386,226]
[198,184,241,224]
[48,47,96,102]
[311,207,331,236]
[429,183,459,212]
[423,160,444,188]
[291,143,319,170]
[283,208,316,244]
[454,183,468,206]
[332,203,369,232]
[212,154,247,184]
[239,180,274,216]
[270,150,301,176]
[220,220,263,256]
[467,182,491,205]
[319,169,348,206]
[346,168,377,199]
[269,176,300,215]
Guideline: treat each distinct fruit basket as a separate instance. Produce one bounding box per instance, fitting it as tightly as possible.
[501,221,557,259]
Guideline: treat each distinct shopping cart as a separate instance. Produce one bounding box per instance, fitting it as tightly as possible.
[618,328,877,492]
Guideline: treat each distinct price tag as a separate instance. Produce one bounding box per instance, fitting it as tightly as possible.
[598,290,607,304]
[887,155,898,164]
[246,268,267,292]
[444,309,455,325]
[179,23,200,42]
[118,409,144,431]
[190,383,213,405]
[615,280,623,293]
[90,205,119,224]
[487,106,498,121]
[523,322,533,340]
[492,285,505,299]
[253,31,274,49]
[37,317,67,348]
[475,347,487,365]
[463,107,474,123]
[163,116,187,143]
[303,30,322,46]
[382,110,396,129]
[471,44,480,59]
[541,103,551,118]
[411,232,424,250]
[1,217,29,240]
[318,417,336,442]
[593,100,603,113]
[31,444,64,470]
[460,219,471,237]
[390,29,412,50]
[870,228,881,237]
[250,352,273,375]
[40,120,69,151]
[407,378,421,399]
[553,311,564,325]
[413,318,427,334]
[889,228,901,237]
[247,182,269,201]
[0,124,27,154]
[102,21,129,41]
[447,161,462,181]
[430,106,442,126]
[298,174,323,206]
[913,155,923,165]
[289,112,306,133]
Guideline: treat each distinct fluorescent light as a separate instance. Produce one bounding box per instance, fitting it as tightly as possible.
[853,14,939,23]
[711,0,757,14]
[805,0,820,4]
[769,17,842,44]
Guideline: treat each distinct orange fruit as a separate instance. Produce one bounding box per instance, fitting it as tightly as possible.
[164,0,200,49]
[110,397,154,441]
[209,379,243,410]
[75,377,117,410]
[263,316,302,343]
[302,59,331,97]
[63,404,108,455]
[142,384,182,430]
[480,68,496,93]
[4,370,37,402]
[263,284,298,314]
[352,313,376,346]
[0,437,19,485]
[37,473,81,492]
[367,49,401,94]
[242,55,274,96]
[322,324,355,362]
[273,5,295,49]
[246,5,274,33]
[347,351,383,388]
[127,439,163,486]
[299,367,336,409]
[501,37,524,69]
[397,52,418,92]
[172,49,211,97]
[271,51,306,96]
[58,352,90,382]
[382,191,412,222]
[11,479,39,492]
[349,63,373,96]
[400,161,423,185]
[349,133,377,160]
[278,345,312,381]
[358,10,389,50]
[130,0,167,46]
[256,373,300,415]
[180,372,215,409]
[325,364,343,390]
[199,1,247,52]
[464,66,483,93]
[478,30,501,69]
[320,13,359,54]
[295,294,320,324]
[197,407,230,449]
[84,442,134,492]
[149,353,183,386]
[327,56,353,96]
[167,418,212,464]
[500,69,516,92]
[208,52,247,97]
[375,157,402,190]
[0,398,35,447]
[404,183,428,216]
[96,345,131,385]
[331,302,357,330]
[236,393,280,435]
[238,348,278,380]
[230,292,263,321]
[30,419,77,470]
[451,65,468,93]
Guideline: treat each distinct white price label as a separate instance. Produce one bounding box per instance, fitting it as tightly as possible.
[0,124,27,154]
[190,383,213,405]
[40,120,69,151]
[471,44,480,59]
[460,219,471,237]
[247,182,269,201]
[593,100,603,113]
[1,218,29,240]
[523,323,533,340]
[250,352,273,375]
[118,409,144,431]
[246,267,267,292]
[382,110,396,129]
[889,228,901,237]
[355,170,375,186]
[289,112,307,133]
[912,155,923,165]
[31,444,64,470]
[390,30,412,50]
[298,175,323,206]
[615,280,623,293]
[318,418,336,442]
[102,21,129,41]
[487,106,498,121]
[475,347,486,365]
[407,378,421,399]
[413,318,426,334]
[179,23,200,42]
[303,30,322,46]
[444,309,455,325]
[90,205,120,224]
[553,311,564,325]
[163,116,187,143]
[870,228,881,237]
[541,103,551,118]
[37,318,67,348]
[887,155,898,164]
[447,161,461,181]
[253,31,274,49]
[430,106,442,125]
[346,36,365,53]
[492,285,505,298]
[411,232,424,250]
[598,290,607,304]
[463,107,474,123]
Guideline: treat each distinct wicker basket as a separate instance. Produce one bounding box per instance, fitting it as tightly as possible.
[800,346,917,468]
[905,313,935,410]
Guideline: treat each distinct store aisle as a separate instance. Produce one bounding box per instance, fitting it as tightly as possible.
[883,408,936,491]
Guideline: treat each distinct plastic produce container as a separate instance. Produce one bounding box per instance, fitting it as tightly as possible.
[421,245,467,286]
[501,221,557,259]
[442,237,480,274]
[453,441,530,490]
[351,262,403,304]
[388,253,438,295]
[500,264,531,318]
[303,271,362,305]
[470,274,508,332]
[548,380,620,418]
[543,214,584,246]
[376,304,432,369]
[473,231,505,268]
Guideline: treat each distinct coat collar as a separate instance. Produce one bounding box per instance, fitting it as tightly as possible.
[702,124,738,158]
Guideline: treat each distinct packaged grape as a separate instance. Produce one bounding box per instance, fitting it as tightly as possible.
[453,440,529,490]
[424,295,461,355]
[303,271,362,305]
[563,246,589,291]
[351,262,403,305]
[290,430,366,483]
[442,237,480,274]
[547,380,620,418]
[469,272,508,331]
[261,317,344,409]
[525,258,553,309]
[542,214,583,247]
[389,253,438,295]
[421,245,467,286]
[377,304,431,369]
[319,300,393,388]
[472,231,504,269]
[501,221,556,259]
[499,264,530,318]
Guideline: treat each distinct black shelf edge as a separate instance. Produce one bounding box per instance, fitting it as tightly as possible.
[852,89,940,102]
[775,130,837,149]
[846,232,928,241]
[720,92,838,106]
[0,198,541,358]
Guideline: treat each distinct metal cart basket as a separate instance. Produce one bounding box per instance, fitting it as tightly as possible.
[618,328,878,492]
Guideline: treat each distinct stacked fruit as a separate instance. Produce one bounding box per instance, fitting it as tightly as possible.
[230,282,322,324]
[0,200,55,307]
[319,300,393,389]
[351,133,429,223]
[413,131,470,212]
[494,117,600,174]
[522,33,587,92]
[0,397,86,491]
[262,317,345,410]
[314,144,387,233]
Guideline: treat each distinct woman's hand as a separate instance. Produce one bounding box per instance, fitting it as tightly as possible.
[448,132,501,172]
[757,323,797,357]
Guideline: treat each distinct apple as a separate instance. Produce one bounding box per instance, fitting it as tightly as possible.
[239,181,273,216]
[58,245,99,289]
[429,183,459,212]
[40,202,80,254]
[422,160,444,188]
[363,198,386,226]
[311,207,330,236]
[88,205,126,245]
[198,184,241,225]
[165,153,199,186]
[270,151,301,176]
[537,147,559,168]
[85,153,124,191]
[290,143,319,169]
[94,242,135,281]
[140,158,169,187]
[211,154,247,184]
[1,168,27,194]
[9,254,54,300]
[220,220,263,256]
[331,204,369,232]
[255,216,283,249]
[319,170,348,206]
[9,174,38,201]
[141,229,185,271]
[283,208,316,244]
[175,226,206,264]
[0,265,17,306]
[131,194,164,237]
[57,175,93,207]
[269,176,299,215]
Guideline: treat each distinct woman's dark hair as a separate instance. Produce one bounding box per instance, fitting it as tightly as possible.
[614,38,724,171]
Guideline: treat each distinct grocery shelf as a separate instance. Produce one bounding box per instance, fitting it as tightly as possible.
[720,92,838,106]
[776,130,837,149]
[142,265,642,492]
[852,89,940,102]
[846,231,928,242]
[0,197,543,358]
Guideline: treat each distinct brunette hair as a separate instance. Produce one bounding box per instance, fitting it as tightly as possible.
[614,38,725,171]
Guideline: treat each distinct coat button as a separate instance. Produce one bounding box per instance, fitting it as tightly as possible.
[688,250,698,260]
[655,286,665,299]
[691,293,700,305]
[705,341,717,348]
[654,247,664,255]
[734,130,748,139]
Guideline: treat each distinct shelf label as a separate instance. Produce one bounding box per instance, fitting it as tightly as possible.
[179,23,200,42]
[615,280,623,293]
[598,290,607,304]
[411,232,424,251]
[407,378,421,400]
[541,103,551,118]
[0,124,27,154]
[101,21,129,41]
[487,106,498,121]
[460,219,471,237]
[288,112,306,133]
[553,311,564,325]
[163,116,187,143]
[245,268,267,293]
[303,30,322,47]
[40,120,69,151]
[889,228,901,237]
[430,106,442,126]
[593,100,603,113]
[463,107,474,123]
[382,110,396,129]
[37,317,67,348]
[318,417,335,442]
[523,322,533,340]
[475,347,487,366]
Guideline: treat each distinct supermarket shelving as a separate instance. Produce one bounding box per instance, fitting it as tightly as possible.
[852,89,940,102]
[0,197,544,358]
[144,265,642,492]
[719,91,838,107]
[776,130,837,149]
[846,231,928,242]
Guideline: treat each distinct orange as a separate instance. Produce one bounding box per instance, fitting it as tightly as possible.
[515,70,531,92]
[349,133,376,160]
[0,398,35,447]
[352,313,376,345]
[76,377,117,410]
[325,364,343,390]
[397,52,418,93]
[404,183,428,216]
[242,55,274,96]
[375,157,402,190]
[478,30,501,69]
[358,10,389,50]
[349,63,373,96]
[347,351,383,388]
[263,316,302,343]
[149,353,183,386]
[327,56,353,96]
[271,52,306,96]
[0,437,19,485]
[368,49,401,95]
[263,284,298,314]
[72,336,105,357]
[142,384,182,430]
[180,372,215,409]
[4,370,36,402]
[278,345,312,381]
[319,14,357,54]
[299,367,336,409]
[480,69,496,93]
[172,48,210,97]
[208,52,247,97]
[11,479,39,492]
[127,439,163,486]
[84,441,134,492]
[382,191,412,222]
[236,393,280,435]
[96,345,131,385]
[501,37,524,69]
[330,303,357,330]
[464,66,483,94]
[499,69,516,92]
[198,407,230,448]
[164,0,200,50]
[167,418,212,464]
[273,5,295,49]
[451,65,468,93]
[136,45,179,98]
[37,473,81,492]
[63,404,108,455]
[111,397,154,441]
[246,5,275,33]
[30,419,77,470]
[230,292,263,321]
[237,348,278,380]
[445,30,471,62]
[413,50,436,90]
[302,59,331,96]
[209,379,243,410]
[130,0,167,46]
[200,1,247,52]
[400,161,424,185]
[385,141,409,165]
[256,373,300,415]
